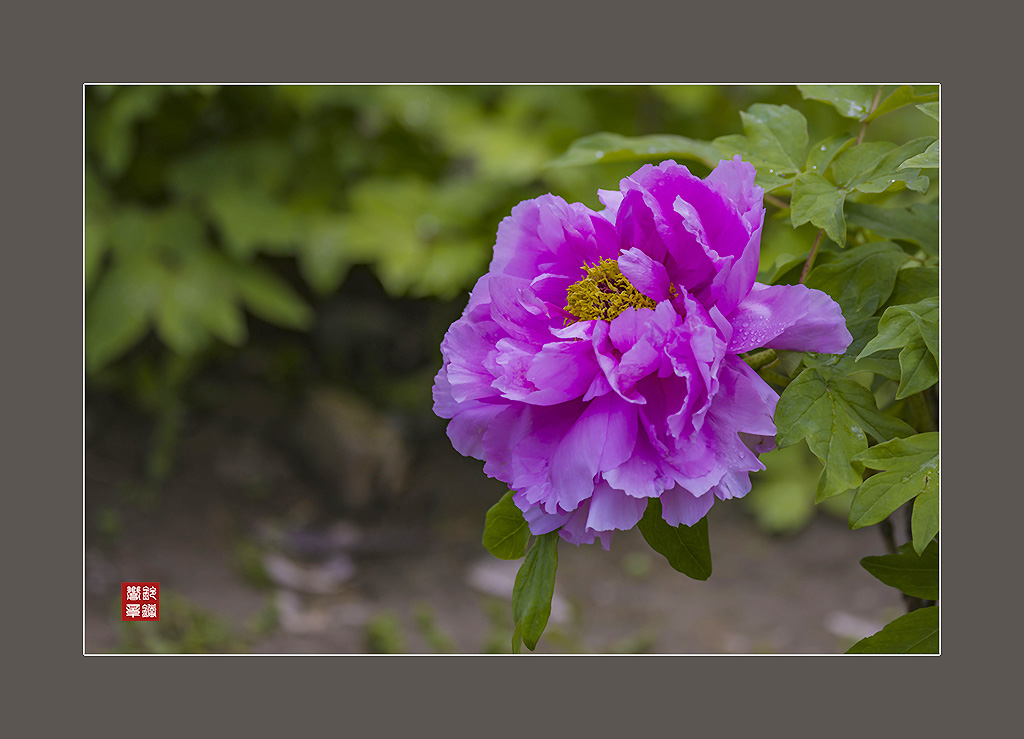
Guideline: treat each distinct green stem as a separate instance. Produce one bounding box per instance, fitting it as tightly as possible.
[798,229,824,284]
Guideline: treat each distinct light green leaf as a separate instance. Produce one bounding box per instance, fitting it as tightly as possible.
[859,298,938,365]
[791,173,847,245]
[547,132,719,169]
[511,532,559,653]
[236,267,313,330]
[865,85,939,122]
[916,103,939,121]
[805,133,855,173]
[833,138,935,194]
[845,203,938,256]
[846,606,938,654]
[483,491,531,560]
[900,141,939,169]
[713,104,808,187]
[798,85,878,119]
[838,318,901,381]
[637,499,712,580]
[860,540,938,600]
[805,241,908,322]
[911,488,939,555]
[895,340,938,399]
[85,259,163,372]
[775,367,912,501]
[850,433,938,529]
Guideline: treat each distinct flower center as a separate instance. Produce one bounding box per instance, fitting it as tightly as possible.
[564,258,658,323]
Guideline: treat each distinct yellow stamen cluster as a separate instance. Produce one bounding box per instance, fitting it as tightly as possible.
[564,258,658,323]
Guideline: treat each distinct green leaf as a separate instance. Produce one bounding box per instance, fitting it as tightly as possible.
[895,341,938,399]
[236,267,313,330]
[85,259,163,372]
[791,173,847,245]
[916,103,939,121]
[798,85,877,119]
[805,241,908,322]
[776,367,914,501]
[637,499,712,580]
[714,104,808,188]
[833,138,935,194]
[911,488,939,555]
[839,318,901,381]
[886,267,938,307]
[849,433,938,529]
[860,540,938,600]
[860,298,939,359]
[511,532,559,652]
[865,85,939,122]
[845,203,938,256]
[547,132,719,169]
[483,491,531,560]
[846,606,938,654]
[900,141,939,169]
[859,298,938,397]
[805,133,855,173]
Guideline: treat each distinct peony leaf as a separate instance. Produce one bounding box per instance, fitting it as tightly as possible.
[846,606,938,654]
[845,202,938,256]
[864,85,939,123]
[911,487,939,554]
[849,433,938,529]
[235,266,313,330]
[804,132,855,173]
[805,241,908,322]
[483,491,531,560]
[713,103,808,189]
[895,340,938,399]
[511,532,559,653]
[900,141,939,170]
[637,499,712,581]
[547,132,720,169]
[832,138,935,195]
[860,540,938,600]
[798,85,878,120]
[791,173,847,245]
[776,366,914,501]
[916,103,939,121]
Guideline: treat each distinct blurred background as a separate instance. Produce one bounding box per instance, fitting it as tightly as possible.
[84,84,933,654]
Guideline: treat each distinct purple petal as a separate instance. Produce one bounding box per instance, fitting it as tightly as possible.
[585,480,647,532]
[728,282,853,354]
[659,486,715,527]
[617,247,672,301]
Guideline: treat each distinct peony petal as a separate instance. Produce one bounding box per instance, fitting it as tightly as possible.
[727,282,853,354]
[659,486,715,527]
[586,480,647,532]
[617,247,672,302]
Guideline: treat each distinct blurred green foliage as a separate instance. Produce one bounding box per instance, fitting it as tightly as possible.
[85,84,818,380]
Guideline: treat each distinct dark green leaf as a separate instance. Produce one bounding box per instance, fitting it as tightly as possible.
[637,499,712,580]
[846,606,938,654]
[850,433,938,529]
[805,241,908,322]
[860,540,938,600]
[547,132,719,169]
[911,488,939,554]
[845,203,938,256]
[885,267,939,307]
[797,85,877,119]
[511,532,559,652]
[838,318,901,381]
[791,173,847,245]
[483,491,531,560]
[895,341,938,399]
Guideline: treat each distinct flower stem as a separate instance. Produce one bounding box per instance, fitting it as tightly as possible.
[798,229,824,284]
[764,193,789,211]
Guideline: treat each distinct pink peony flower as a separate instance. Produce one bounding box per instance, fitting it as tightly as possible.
[433,157,852,549]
